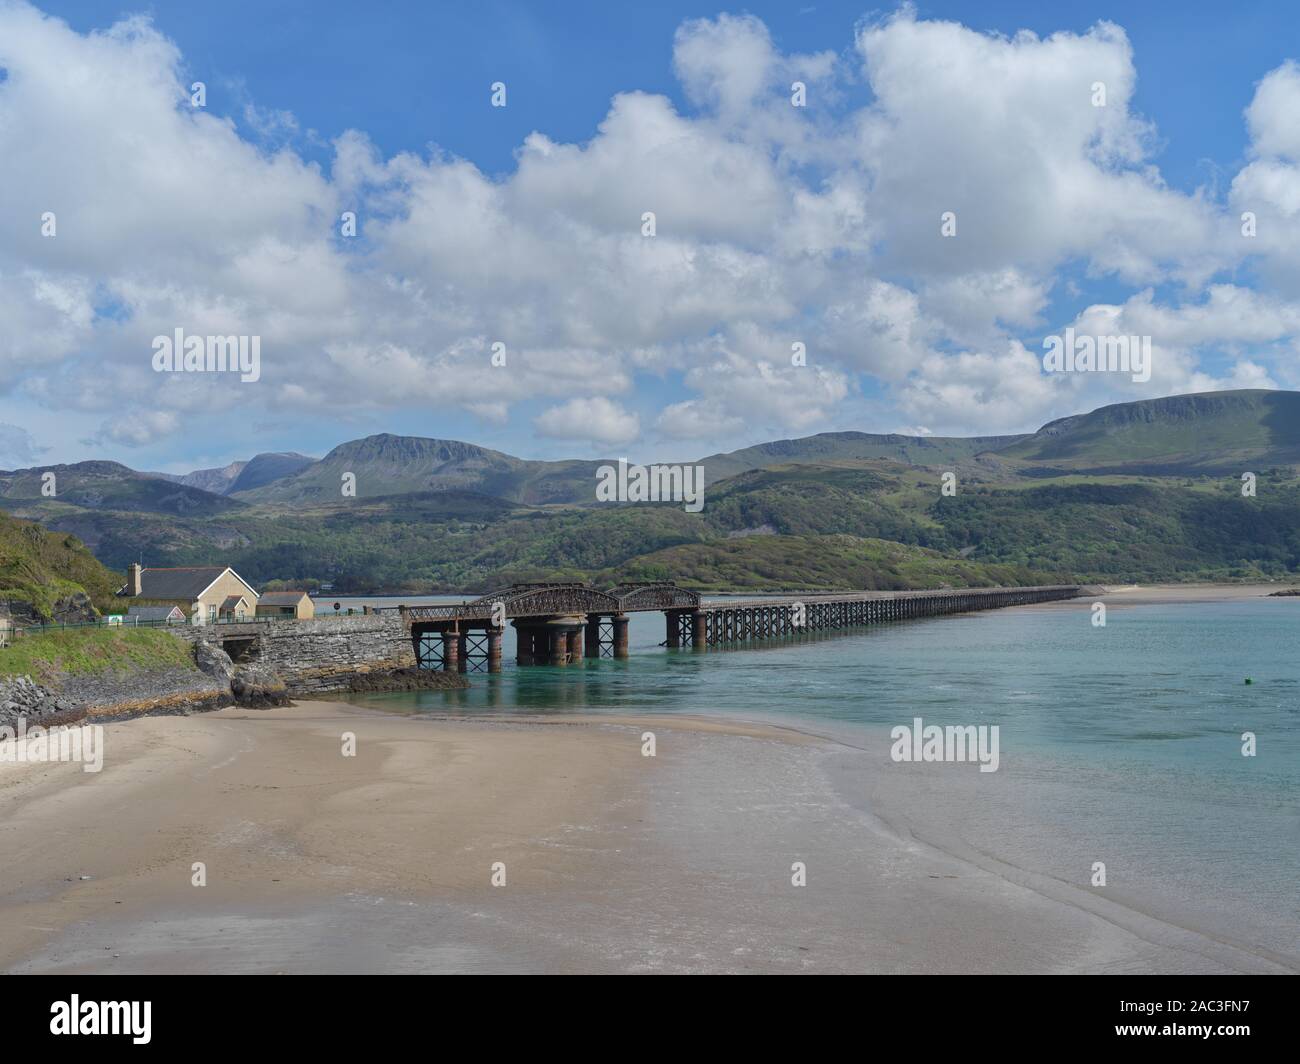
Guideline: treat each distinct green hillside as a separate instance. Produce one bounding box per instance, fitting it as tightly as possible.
[32,458,1300,593]
[599,534,1052,591]
[13,389,1300,594]
[998,390,1300,473]
[0,510,121,620]
[700,430,1029,483]
[0,461,241,516]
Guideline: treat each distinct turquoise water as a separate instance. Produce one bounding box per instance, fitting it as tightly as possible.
[345,597,1300,951]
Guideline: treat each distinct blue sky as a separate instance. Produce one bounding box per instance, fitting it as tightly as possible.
[3,1,1300,474]
[37,0,1280,182]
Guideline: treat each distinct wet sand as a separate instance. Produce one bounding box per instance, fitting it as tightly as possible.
[0,699,1291,974]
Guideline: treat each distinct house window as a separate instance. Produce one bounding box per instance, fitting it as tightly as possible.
[208,604,217,622]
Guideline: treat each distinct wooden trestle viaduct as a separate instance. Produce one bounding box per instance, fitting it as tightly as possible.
[394,582,1084,673]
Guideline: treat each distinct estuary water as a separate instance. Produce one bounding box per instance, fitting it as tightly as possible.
[337,594,1300,964]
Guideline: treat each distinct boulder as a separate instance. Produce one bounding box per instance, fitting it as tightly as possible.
[193,640,235,683]
[230,664,290,708]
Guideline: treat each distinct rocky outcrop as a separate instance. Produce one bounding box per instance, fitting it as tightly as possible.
[231,664,290,707]
[1268,588,1300,597]
[0,598,43,627]
[0,592,96,626]
[344,668,468,692]
[51,591,98,624]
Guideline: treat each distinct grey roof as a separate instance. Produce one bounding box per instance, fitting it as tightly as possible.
[221,595,249,609]
[126,606,184,621]
[257,591,310,605]
[119,567,228,600]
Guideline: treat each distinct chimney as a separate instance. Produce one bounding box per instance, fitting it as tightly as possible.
[127,563,143,596]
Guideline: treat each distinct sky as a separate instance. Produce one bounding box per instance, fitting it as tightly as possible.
[2,0,1300,474]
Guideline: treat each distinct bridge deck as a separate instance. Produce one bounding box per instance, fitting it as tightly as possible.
[400,583,1082,623]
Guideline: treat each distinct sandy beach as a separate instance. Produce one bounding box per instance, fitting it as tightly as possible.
[0,698,1292,974]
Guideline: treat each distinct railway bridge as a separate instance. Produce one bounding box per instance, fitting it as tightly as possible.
[397,582,1083,673]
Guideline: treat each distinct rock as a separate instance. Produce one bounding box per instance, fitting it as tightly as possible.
[193,640,234,683]
[346,668,469,692]
[230,664,290,708]
[51,591,97,624]
[0,675,72,724]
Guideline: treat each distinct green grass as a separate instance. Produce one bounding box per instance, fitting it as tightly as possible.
[0,628,196,684]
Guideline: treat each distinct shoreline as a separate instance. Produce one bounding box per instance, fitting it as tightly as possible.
[1,699,1291,974]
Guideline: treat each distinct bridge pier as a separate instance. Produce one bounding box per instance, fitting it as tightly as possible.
[441,627,459,672]
[585,614,601,658]
[548,627,568,666]
[665,611,681,648]
[487,627,503,673]
[692,609,707,649]
[612,614,630,659]
[512,621,539,666]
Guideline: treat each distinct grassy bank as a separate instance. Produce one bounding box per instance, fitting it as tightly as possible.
[0,628,196,685]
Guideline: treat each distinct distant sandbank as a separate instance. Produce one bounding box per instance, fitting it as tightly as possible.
[1037,583,1297,607]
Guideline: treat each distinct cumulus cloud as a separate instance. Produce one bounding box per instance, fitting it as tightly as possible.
[534,397,640,446]
[0,1,1297,457]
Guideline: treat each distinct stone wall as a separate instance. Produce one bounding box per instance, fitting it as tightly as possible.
[179,615,418,694]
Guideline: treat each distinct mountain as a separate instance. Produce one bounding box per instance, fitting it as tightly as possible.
[11,389,1300,593]
[147,452,315,495]
[700,431,1029,482]
[0,461,242,516]
[232,434,608,506]
[226,452,315,494]
[997,390,1300,474]
[161,389,1300,511]
[178,461,247,494]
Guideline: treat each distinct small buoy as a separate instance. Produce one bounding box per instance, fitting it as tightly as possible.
[1244,678,1253,685]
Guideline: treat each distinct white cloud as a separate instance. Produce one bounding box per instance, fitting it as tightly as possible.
[0,1,1297,459]
[534,397,640,446]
